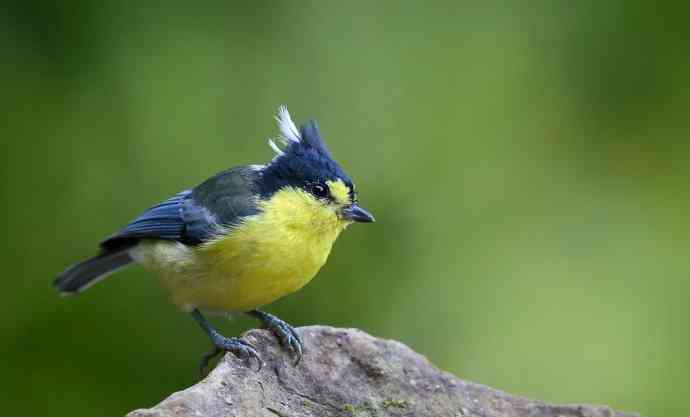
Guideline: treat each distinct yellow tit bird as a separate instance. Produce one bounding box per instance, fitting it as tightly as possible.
[55,106,375,371]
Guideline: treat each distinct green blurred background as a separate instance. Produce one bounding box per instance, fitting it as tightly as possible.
[2,1,688,416]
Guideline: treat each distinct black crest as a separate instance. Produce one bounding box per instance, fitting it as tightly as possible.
[259,107,352,197]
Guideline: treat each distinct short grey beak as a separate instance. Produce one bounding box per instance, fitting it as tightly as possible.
[342,204,375,223]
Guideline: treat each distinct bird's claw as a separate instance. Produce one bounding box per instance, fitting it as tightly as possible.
[264,317,303,365]
[220,337,261,362]
[200,335,263,376]
[199,346,222,376]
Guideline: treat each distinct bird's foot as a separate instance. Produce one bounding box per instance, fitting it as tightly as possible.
[249,310,303,365]
[200,332,262,376]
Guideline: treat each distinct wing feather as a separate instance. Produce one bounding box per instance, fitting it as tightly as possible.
[100,167,261,250]
[100,190,194,250]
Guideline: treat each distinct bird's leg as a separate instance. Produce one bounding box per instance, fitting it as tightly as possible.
[247,310,303,365]
[190,308,261,375]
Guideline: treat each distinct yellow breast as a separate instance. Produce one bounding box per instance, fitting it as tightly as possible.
[138,187,348,312]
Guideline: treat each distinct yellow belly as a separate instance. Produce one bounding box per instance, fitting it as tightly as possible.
[131,187,348,312]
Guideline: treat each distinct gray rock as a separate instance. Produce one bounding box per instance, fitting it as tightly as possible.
[127,326,640,417]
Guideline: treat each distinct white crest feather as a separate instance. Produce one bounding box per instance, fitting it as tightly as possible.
[275,105,301,144]
[267,138,284,155]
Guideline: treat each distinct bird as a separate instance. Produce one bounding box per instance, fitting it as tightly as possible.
[55,106,375,372]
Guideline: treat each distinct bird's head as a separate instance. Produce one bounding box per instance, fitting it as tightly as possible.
[258,106,375,225]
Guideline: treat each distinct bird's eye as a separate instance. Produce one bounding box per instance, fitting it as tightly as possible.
[311,183,329,198]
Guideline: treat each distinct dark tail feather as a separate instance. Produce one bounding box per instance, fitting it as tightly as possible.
[55,250,134,294]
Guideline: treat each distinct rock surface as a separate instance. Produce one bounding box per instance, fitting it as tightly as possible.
[127,326,639,417]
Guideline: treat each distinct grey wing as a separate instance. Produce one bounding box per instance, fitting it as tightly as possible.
[100,167,260,250]
[185,166,261,242]
[100,190,194,250]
